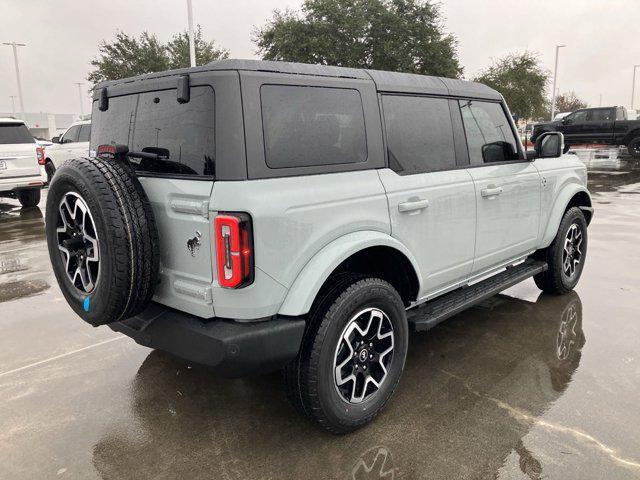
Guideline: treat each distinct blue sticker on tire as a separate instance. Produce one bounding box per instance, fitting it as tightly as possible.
[83,297,90,312]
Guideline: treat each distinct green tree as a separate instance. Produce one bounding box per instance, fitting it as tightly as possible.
[88,27,228,85]
[166,26,229,70]
[554,91,588,113]
[254,0,462,78]
[474,52,549,120]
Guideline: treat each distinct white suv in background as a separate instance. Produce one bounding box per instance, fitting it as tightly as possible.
[0,118,46,207]
[44,120,91,182]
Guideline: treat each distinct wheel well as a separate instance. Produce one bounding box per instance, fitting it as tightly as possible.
[321,246,419,307]
[623,130,640,146]
[566,191,592,225]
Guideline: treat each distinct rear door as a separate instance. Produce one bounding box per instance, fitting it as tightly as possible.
[458,99,541,274]
[378,95,476,297]
[582,108,615,142]
[0,122,40,179]
[90,71,245,318]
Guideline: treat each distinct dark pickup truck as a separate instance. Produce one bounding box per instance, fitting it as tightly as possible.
[531,106,640,158]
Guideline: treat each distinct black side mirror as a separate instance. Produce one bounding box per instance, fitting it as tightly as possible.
[481,141,517,163]
[52,136,60,144]
[534,132,564,158]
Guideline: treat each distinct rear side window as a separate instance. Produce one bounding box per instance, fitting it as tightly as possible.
[91,86,215,176]
[382,95,455,174]
[78,124,91,142]
[459,100,519,164]
[260,85,367,169]
[0,123,34,144]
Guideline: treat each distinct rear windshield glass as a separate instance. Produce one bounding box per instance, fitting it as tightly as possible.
[260,85,367,169]
[91,86,215,176]
[0,123,34,144]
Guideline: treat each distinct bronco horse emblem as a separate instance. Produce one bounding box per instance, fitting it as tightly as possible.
[187,231,202,257]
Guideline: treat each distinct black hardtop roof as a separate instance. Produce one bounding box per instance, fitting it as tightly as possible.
[95,58,501,101]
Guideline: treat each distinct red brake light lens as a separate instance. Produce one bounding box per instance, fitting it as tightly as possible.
[36,146,45,165]
[214,213,254,288]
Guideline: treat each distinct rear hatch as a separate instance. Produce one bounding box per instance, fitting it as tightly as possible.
[0,122,40,180]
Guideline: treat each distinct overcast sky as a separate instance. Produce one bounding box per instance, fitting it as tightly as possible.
[1,0,639,116]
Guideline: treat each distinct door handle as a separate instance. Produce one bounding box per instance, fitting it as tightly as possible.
[481,186,503,198]
[398,198,429,213]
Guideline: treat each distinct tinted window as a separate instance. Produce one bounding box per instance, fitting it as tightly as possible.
[587,108,612,121]
[382,95,455,174]
[91,86,215,176]
[567,110,588,123]
[63,125,81,143]
[78,124,91,142]
[0,123,34,144]
[261,85,367,169]
[459,100,519,164]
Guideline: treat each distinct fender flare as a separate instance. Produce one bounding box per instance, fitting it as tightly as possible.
[278,231,422,317]
[540,184,592,248]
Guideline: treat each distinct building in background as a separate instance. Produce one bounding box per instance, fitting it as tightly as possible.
[0,112,78,140]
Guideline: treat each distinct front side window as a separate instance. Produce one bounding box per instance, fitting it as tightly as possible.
[91,86,215,176]
[459,100,519,164]
[382,95,456,174]
[0,123,34,144]
[567,110,588,123]
[261,85,367,169]
[62,125,81,143]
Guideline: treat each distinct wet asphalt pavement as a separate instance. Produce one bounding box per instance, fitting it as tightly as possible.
[1,149,640,479]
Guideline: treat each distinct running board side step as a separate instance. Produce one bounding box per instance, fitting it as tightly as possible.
[407,260,548,332]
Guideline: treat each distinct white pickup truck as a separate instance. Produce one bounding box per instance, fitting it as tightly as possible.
[43,120,91,183]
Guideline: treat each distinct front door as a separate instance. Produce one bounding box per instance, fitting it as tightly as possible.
[458,99,541,274]
[379,95,476,298]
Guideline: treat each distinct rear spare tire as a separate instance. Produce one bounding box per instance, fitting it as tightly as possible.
[45,157,160,326]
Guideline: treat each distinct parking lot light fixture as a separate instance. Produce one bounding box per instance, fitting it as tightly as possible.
[3,42,26,120]
[550,44,566,121]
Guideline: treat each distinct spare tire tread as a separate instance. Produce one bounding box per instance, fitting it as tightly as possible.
[45,156,159,325]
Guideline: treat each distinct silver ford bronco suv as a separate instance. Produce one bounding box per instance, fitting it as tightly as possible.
[45,59,593,433]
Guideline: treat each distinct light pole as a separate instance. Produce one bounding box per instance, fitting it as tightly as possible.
[9,95,17,117]
[3,42,26,120]
[75,82,84,117]
[550,44,566,121]
[186,0,196,67]
[632,64,640,110]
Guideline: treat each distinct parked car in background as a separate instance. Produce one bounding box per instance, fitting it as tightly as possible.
[34,137,54,148]
[44,120,91,182]
[532,106,640,158]
[0,118,46,207]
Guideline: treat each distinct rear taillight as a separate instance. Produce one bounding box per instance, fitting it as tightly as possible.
[214,213,254,288]
[36,146,45,165]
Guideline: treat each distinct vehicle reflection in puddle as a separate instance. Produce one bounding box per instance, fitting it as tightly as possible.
[90,292,585,480]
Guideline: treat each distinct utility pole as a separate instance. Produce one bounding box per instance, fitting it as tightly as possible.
[632,65,640,110]
[599,93,602,107]
[550,44,566,121]
[3,42,26,119]
[9,96,17,117]
[186,0,196,67]
[75,82,84,117]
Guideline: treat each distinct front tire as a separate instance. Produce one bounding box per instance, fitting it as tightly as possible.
[534,207,588,294]
[284,277,408,434]
[17,188,41,207]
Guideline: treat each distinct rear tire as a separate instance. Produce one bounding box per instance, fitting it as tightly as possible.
[284,276,408,434]
[45,156,160,326]
[534,207,587,294]
[627,137,640,159]
[17,188,41,207]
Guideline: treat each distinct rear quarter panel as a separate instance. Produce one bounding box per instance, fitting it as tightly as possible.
[210,170,390,318]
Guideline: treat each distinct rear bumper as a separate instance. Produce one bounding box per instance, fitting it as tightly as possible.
[0,173,46,194]
[109,303,306,377]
